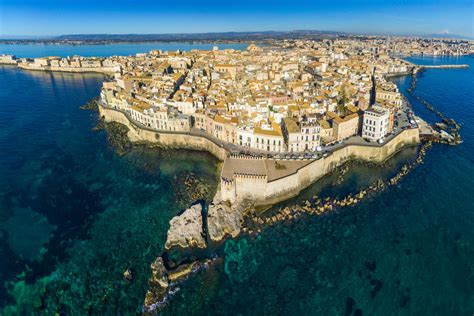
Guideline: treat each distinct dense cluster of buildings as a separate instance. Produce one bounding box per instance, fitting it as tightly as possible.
[2,36,469,153]
[282,37,473,56]
[100,39,419,153]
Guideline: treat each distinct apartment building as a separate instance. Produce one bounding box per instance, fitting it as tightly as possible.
[362,105,390,142]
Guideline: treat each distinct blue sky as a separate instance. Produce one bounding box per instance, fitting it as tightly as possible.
[0,0,472,37]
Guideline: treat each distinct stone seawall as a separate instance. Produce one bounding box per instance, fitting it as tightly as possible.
[99,103,419,208]
[231,128,420,206]
[98,105,227,161]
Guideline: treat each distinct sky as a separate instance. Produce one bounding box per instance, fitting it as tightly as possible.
[0,0,473,38]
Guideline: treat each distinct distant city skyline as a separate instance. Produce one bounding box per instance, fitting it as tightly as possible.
[1,0,473,38]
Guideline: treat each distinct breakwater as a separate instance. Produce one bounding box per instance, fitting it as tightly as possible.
[408,69,462,145]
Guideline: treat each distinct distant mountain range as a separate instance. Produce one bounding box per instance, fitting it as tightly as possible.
[53,30,346,42]
[1,30,472,42]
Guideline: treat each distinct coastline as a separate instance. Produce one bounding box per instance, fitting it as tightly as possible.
[98,101,420,207]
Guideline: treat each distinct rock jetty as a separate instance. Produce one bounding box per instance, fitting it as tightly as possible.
[408,70,462,145]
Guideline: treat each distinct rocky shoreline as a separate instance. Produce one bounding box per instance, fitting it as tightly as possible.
[141,141,435,314]
[248,141,432,229]
[79,96,100,111]
[81,97,133,155]
[94,120,132,155]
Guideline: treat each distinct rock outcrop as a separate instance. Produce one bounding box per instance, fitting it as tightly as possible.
[144,257,169,310]
[207,202,243,243]
[165,203,206,250]
[144,200,246,311]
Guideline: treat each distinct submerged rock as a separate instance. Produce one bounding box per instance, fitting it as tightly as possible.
[93,121,132,155]
[165,203,206,250]
[207,202,243,243]
[123,268,134,282]
[79,96,99,111]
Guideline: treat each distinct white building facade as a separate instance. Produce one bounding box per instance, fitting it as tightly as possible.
[362,106,390,142]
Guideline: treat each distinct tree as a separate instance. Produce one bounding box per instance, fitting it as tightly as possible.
[337,89,349,116]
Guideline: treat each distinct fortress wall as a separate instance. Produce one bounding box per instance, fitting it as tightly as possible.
[99,105,227,161]
[233,128,420,206]
[234,177,269,202]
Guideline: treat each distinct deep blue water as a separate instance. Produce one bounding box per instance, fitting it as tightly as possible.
[0,50,473,315]
[0,42,248,58]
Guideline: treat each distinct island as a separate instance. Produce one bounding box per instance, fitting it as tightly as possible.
[1,36,467,314]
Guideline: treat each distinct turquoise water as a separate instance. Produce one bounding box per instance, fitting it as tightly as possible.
[0,42,248,58]
[0,65,218,314]
[0,51,473,315]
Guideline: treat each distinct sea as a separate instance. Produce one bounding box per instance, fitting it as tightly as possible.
[0,42,249,58]
[0,44,472,315]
